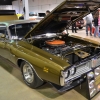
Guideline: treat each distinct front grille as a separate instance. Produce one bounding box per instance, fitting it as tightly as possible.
[91,56,100,68]
[65,60,92,82]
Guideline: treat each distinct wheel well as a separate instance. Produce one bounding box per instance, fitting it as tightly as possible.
[17,59,24,68]
[18,59,44,83]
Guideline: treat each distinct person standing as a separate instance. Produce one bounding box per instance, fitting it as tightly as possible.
[71,16,77,33]
[98,9,100,38]
[72,22,77,33]
[83,13,94,36]
[93,13,99,37]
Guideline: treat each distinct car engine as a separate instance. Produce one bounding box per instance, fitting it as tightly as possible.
[32,33,96,65]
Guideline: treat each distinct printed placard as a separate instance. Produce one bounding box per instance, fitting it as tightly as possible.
[87,66,100,99]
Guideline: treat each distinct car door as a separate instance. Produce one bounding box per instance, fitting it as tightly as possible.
[0,24,10,58]
[0,24,17,64]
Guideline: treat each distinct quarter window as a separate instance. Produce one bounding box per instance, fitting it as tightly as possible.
[0,24,8,39]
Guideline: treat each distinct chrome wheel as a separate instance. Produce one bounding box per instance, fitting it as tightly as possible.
[23,63,34,83]
[21,61,44,88]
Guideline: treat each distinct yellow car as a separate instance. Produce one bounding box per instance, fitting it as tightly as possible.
[16,14,23,19]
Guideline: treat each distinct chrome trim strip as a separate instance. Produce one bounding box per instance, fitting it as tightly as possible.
[60,76,65,86]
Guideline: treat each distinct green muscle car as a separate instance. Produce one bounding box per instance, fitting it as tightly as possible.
[0,0,100,92]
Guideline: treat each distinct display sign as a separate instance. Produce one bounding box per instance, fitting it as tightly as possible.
[91,58,97,68]
[87,66,100,99]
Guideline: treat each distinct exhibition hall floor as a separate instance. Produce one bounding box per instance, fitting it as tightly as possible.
[0,28,100,100]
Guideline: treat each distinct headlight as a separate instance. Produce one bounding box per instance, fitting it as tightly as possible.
[61,70,69,78]
[70,67,76,75]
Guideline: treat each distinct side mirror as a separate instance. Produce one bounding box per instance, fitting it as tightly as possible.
[0,33,6,38]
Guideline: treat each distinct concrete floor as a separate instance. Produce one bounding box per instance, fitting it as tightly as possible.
[0,28,100,100]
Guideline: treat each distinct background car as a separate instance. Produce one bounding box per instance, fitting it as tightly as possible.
[76,19,84,29]
[29,12,45,20]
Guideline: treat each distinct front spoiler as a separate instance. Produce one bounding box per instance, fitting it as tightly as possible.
[50,75,86,92]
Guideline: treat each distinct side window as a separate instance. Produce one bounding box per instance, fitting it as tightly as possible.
[9,23,35,39]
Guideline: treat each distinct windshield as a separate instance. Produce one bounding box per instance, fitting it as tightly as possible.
[9,22,37,39]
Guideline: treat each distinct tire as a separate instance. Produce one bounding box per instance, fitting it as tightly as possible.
[79,27,83,29]
[21,61,44,88]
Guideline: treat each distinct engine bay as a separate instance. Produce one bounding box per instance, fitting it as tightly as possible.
[31,33,100,65]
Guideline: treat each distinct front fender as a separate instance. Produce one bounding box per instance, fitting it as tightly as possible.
[16,49,62,85]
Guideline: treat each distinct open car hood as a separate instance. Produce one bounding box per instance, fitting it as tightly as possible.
[24,0,100,39]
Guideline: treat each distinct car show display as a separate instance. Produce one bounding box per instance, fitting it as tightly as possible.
[0,1,100,97]
[87,57,100,99]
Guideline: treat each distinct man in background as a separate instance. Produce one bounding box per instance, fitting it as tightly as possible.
[72,22,77,33]
[45,10,50,15]
[83,13,94,36]
[19,14,24,20]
